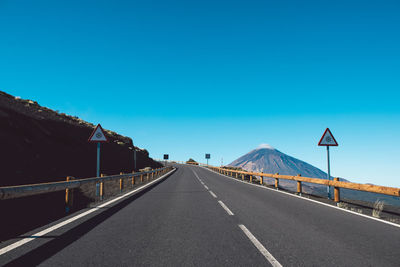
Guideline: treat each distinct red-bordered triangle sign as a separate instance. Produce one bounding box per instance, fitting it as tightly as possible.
[318,128,338,146]
[88,124,109,143]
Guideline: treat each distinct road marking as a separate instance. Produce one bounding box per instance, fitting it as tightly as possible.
[201,166,400,229]
[0,168,176,256]
[238,224,282,267]
[192,170,201,180]
[218,200,234,215]
[192,169,207,187]
[204,185,209,190]
[209,191,217,198]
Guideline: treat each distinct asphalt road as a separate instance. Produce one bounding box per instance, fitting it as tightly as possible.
[1,164,399,266]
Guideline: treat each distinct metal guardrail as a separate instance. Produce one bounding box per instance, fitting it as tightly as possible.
[0,167,173,201]
[204,165,400,202]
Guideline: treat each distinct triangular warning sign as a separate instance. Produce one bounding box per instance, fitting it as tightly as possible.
[88,124,108,142]
[318,128,338,146]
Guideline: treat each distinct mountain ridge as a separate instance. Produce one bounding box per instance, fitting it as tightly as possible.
[229,145,328,179]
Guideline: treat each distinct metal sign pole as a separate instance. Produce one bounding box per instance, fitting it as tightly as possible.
[96,142,101,196]
[327,146,331,199]
[88,124,108,197]
[97,142,101,177]
[207,159,209,166]
[318,128,338,200]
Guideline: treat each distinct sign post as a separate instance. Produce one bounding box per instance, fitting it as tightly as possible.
[97,143,101,177]
[163,154,169,166]
[318,128,338,199]
[205,154,210,165]
[88,124,109,195]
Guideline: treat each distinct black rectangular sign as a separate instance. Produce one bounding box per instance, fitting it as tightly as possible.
[163,154,169,160]
[205,154,210,159]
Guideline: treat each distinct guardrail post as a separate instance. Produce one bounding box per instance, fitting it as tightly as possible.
[275,173,279,190]
[297,174,302,196]
[119,172,123,193]
[250,175,252,183]
[334,177,340,203]
[236,173,238,179]
[132,171,135,187]
[241,174,244,181]
[100,174,104,201]
[147,172,150,182]
[65,176,74,213]
[141,174,143,183]
[260,174,263,185]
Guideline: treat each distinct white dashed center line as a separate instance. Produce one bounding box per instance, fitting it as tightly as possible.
[209,191,217,198]
[238,224,282,267]
[218,200,234,215]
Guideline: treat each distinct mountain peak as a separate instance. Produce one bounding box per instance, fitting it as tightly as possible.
[256,144,275,150]
[230,145,327,179]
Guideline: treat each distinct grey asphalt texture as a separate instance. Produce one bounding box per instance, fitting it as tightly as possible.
[1,164,400,266]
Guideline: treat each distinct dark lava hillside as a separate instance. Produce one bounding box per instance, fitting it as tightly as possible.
[0,91,162,241]
[0,91,161,186]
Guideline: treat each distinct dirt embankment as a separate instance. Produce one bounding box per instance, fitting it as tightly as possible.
[0,91,162,241]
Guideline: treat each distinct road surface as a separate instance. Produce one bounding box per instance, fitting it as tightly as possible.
[1,164,399,266]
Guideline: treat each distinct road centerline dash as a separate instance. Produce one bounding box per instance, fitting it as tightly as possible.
[238,224,282,267]
[209,191,217,198]
[218,200,234,216]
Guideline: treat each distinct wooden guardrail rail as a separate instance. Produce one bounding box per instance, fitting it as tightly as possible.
[200,165,399,202]
[0,167,173,201]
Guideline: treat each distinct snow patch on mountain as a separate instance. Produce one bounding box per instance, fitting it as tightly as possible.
[256,144,275,150]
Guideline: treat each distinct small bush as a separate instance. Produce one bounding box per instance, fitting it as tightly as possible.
[372,200,385,218]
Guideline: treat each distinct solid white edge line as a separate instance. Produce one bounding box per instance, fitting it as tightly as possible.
[0,168,177,256]
[218,200,234,215]
[209,191,217,198]
[238,224,282,267]
[204,185,209,190]
[201,166,400,229]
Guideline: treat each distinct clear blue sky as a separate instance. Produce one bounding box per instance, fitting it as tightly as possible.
[1,0,399,187]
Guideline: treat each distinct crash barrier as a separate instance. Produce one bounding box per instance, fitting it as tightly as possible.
[0,167,174,211]
[204,165,400,202]
[157,160,400,202]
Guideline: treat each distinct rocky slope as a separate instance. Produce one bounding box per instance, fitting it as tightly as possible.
[0,91,162,241]
[0,91,161,186]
